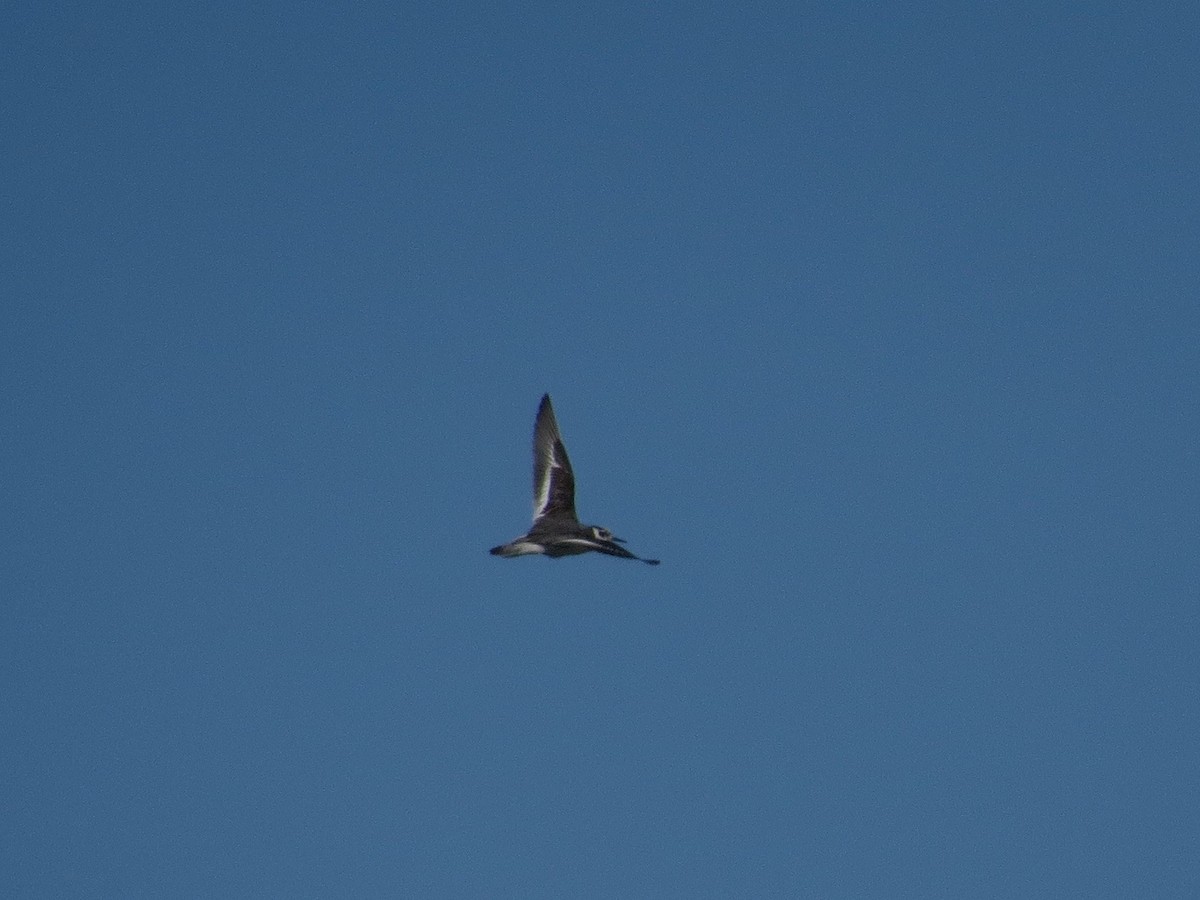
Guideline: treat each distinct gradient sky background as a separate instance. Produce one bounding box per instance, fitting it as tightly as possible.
[4,1,1198,896]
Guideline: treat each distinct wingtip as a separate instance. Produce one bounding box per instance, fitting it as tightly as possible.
[535,393,559,434]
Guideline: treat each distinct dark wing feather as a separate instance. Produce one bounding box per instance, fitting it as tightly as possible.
[532,394,577,523]
[549,535,661,565]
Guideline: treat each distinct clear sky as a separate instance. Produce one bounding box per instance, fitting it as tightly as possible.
[4,1,1198,896]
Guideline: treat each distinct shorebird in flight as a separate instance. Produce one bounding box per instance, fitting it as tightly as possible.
[489,394,660,565]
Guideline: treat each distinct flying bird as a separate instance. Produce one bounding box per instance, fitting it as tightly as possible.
[490,394,660,565]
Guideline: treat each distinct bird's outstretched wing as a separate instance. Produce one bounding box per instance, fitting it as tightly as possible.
[532,394,577,524]
[554,535,660,565]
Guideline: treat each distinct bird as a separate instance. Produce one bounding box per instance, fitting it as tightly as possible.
[490,394,660,565]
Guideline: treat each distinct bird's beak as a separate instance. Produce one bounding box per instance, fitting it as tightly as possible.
[613,536,627,543]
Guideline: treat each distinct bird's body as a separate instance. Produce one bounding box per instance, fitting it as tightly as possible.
[490,394,660,565]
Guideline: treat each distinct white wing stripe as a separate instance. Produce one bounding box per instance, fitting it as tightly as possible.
[533,446,562,520]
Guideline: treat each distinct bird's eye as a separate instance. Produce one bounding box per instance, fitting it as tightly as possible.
[594,527,611,540]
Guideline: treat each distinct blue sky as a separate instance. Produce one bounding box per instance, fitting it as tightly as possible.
[4,1,1198,896]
